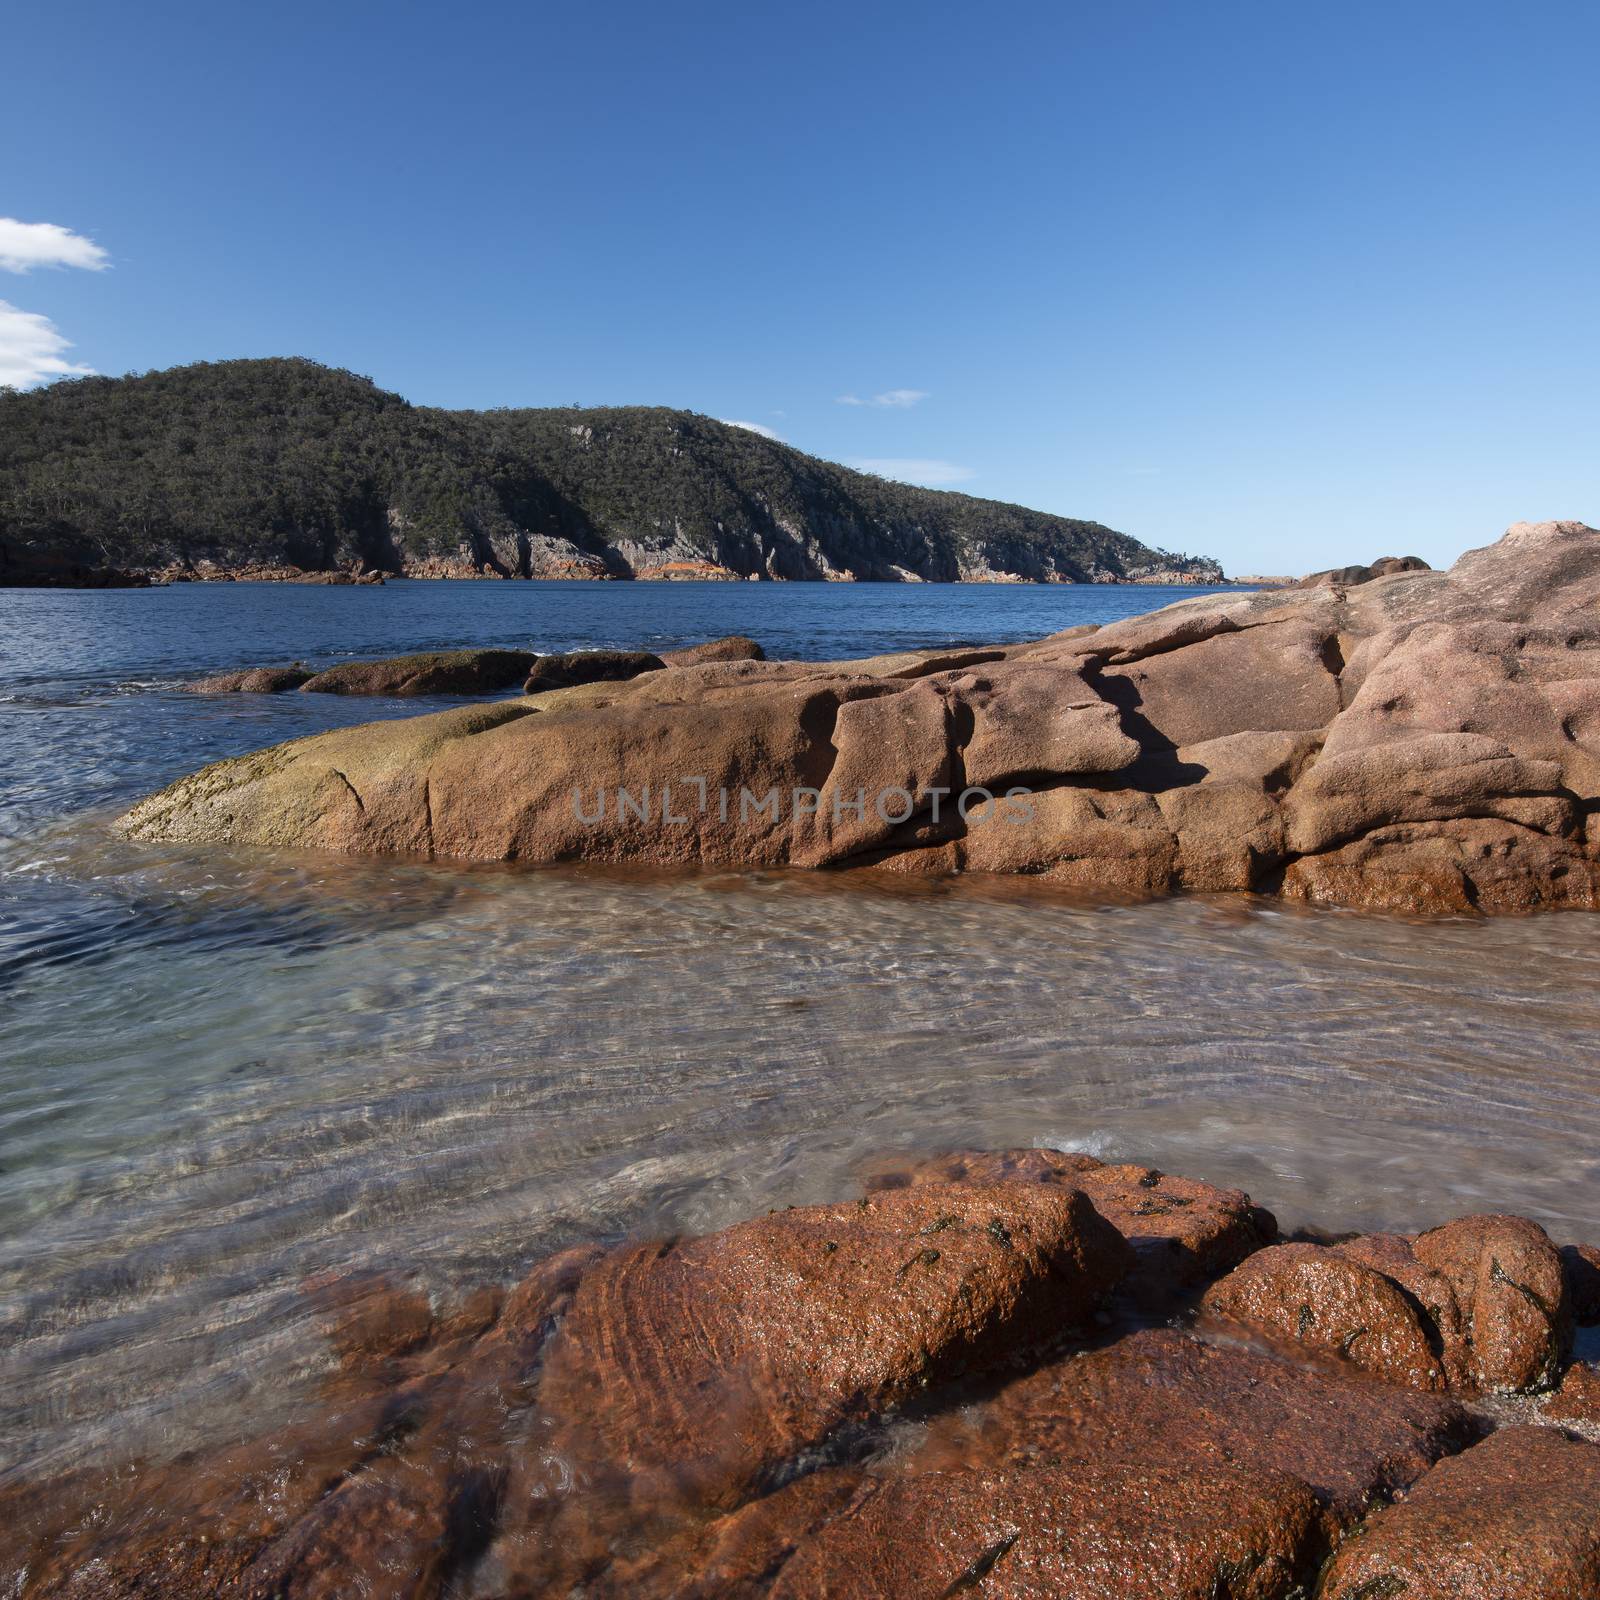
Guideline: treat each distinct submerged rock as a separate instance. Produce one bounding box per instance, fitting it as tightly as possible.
[120,520,1600,913]
[185,664,315,693]
[861,1148,1276,1305]
[533,1182,1130,1512]
[7,1153,1600,1598]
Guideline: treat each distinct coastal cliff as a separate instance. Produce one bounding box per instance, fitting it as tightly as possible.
[0,358,1221,587]
[121,519,1600,914]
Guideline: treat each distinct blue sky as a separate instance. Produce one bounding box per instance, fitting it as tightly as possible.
[4,0,1596,575]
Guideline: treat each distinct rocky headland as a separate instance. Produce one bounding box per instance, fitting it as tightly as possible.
[0,358,1221,587]
[5,1147,1598,1598]
[128,520,1600,914]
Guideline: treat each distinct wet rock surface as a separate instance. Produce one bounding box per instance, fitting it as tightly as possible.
[120,520,1600,913]
[1542,1360,1600,1430]
[1202,1217,1572,1398]
[920,1327,1472,1535]
[185,663,316,693]
[6,1151,1598,1598]
[759,1460,1323,1600]
[861,1148,1275,1304]
[1317,1426,1600,1599]
[1201,1243,1448,1391]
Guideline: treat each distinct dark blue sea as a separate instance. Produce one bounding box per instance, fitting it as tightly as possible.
[3,579,1598,1481]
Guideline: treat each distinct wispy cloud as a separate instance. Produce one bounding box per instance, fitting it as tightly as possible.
[0,218,109,274]
[720,418,783,441]
[0,301,94,388]
[850,458,974,487]
[836,388,928,409]
[0,219,110,389]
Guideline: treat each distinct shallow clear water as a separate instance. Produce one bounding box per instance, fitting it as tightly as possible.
[2,580,1598,1482]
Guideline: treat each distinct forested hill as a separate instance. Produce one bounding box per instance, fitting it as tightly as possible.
[0,359,1224,586]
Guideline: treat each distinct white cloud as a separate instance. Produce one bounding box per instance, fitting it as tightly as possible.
[836,388,928,409]
[850,458,975,487]
[720,418,783,441]
[0,299,95,388]
[0,218,109,274]
[0,220,109,387]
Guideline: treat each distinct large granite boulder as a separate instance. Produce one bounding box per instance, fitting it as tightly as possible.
[121,521,1600,913]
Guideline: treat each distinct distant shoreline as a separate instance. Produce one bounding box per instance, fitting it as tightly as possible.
[1,566,1243,591]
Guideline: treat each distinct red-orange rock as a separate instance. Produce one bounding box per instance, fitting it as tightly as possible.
[862,1146,1105,1190]
[535,1182,1131,1512]
[1317,1426,1600,1599]
[2,1256,591,1600]
[4,1161,1588,1600]
[6,1387,421,1598]
[764,1461,1321,1599]
[237,1456,475,1600]
[862,1149,1275,1299]
[1412,1214,1571,1393]
[1331,1231,1470,1388]
[303,1270,437,1373]
[1073,1162,1277,1296]
[929,1329,1471,1532]
[1541,1360,1600,1430]
[593,1468,868,1599]
[1201,1243,1447,1391]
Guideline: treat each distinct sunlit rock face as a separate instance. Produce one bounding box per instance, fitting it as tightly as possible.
[122,520,1600,913]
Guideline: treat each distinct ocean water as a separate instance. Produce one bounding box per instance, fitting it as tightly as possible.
[2,578,1599,1481]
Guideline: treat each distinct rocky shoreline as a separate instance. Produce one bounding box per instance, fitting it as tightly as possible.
[124,520,1600,914]
[6,558,1228,588]
[5,1147,1598,1597]
[1,360,1227,591]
